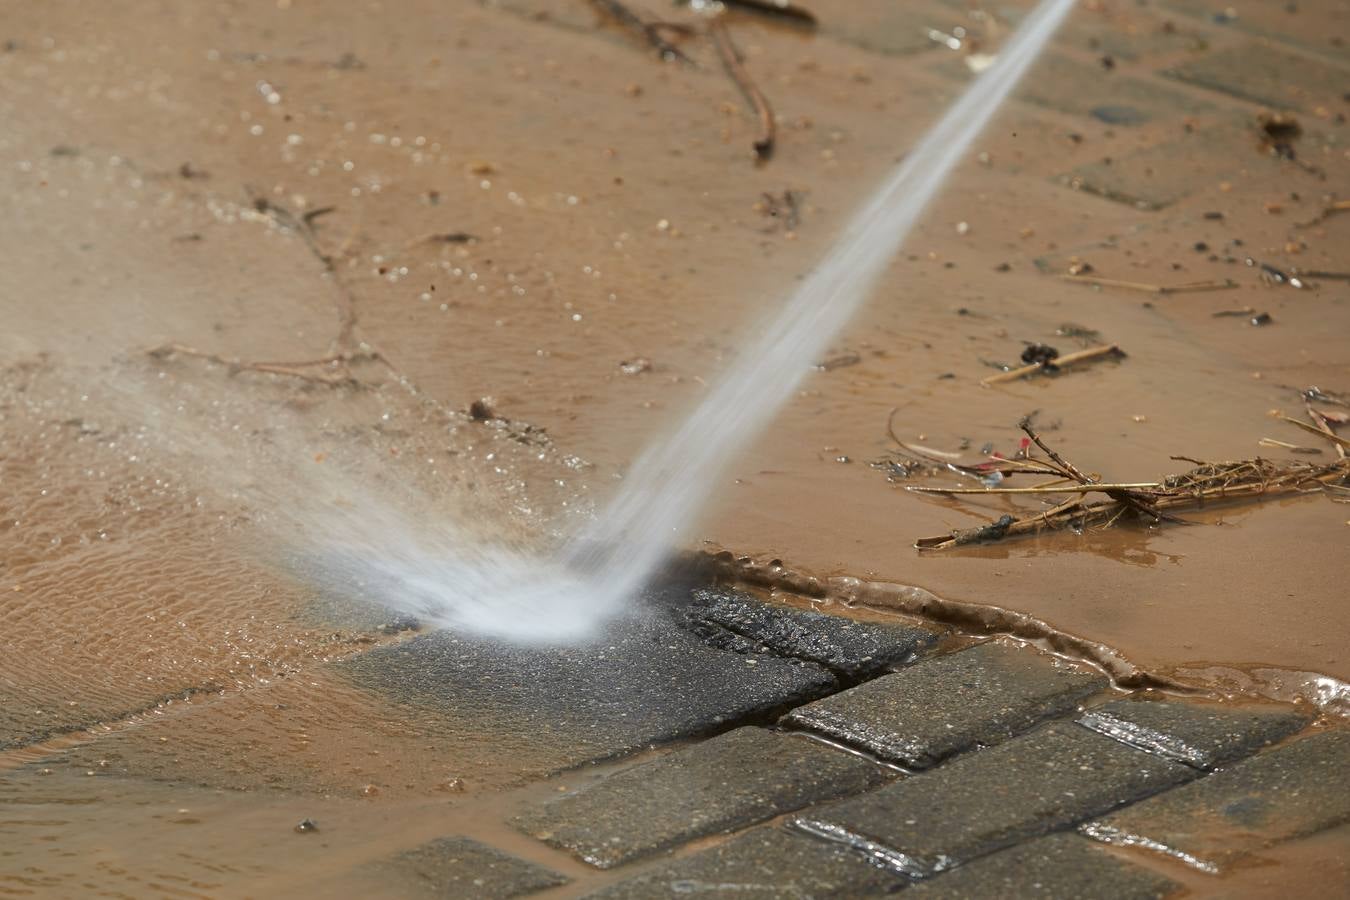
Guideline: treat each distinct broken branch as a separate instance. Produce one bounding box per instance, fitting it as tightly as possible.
[710,18,775,162]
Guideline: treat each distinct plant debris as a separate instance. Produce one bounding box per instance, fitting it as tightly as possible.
[694,0,817,28]
[1020,343,1060,369]
[618,357,653,375]
[149,192,389,386]
[911,422,1349,550]
[814,351,861,371]
[588,0,695,64]
[710,17,775,161]
[1247,257,1306,289]
[758,189,803,230]
[982,344,1125,386]
[1061,273,1237,294]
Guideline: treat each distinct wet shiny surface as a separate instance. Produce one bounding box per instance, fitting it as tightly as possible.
[2,0,1348,895]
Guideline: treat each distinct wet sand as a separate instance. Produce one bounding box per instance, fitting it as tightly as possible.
[2,0,1348,894]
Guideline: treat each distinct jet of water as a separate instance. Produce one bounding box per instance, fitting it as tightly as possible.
[355,0,1080,642]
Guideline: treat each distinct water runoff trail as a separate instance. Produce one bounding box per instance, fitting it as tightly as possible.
[335,0,1081,642]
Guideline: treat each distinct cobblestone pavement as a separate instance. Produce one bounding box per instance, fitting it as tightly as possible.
[352,586,1344,898]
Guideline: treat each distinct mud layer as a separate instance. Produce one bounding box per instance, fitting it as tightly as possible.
[2,0,1348,896]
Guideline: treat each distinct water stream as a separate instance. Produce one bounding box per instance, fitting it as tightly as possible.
[339,0,1081,642]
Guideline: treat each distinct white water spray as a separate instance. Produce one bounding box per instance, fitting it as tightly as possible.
[345,0,1079,642]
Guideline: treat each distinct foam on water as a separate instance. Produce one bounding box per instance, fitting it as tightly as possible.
[347,0,1080,643]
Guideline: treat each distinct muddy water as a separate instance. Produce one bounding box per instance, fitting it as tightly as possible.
[2,0,1348,895]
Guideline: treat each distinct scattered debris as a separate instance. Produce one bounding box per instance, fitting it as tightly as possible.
[701,0,817,28]
[758,190,803,231]
[618,357,653,375]
[1257,111,1301,155]
[814,352,861,372]
[1249,311,1274,326]
[1292,269,1350,282]
[421,231,477,244]
[1303,386,1349,409]
[710,18,775,161]
[1296,197,1350,228]
[1211,307,1256,318]
[982,344,1125,386]
[925,26,969,51]
[588,0,695,64]
[294,818,319,833]
[178,162,209,180]
[1061,273,1237,294]
[148,192,386,386]
[1258,438,1322,455]
[468,398,497,421]
[912,422,1349,550]
[1019,343,1060,370]
[1055,323,1101,342]
[1245,257,1306,289]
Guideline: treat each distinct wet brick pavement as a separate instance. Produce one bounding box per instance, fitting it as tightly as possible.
[250,3,1350,895]
[360,587,1348,898]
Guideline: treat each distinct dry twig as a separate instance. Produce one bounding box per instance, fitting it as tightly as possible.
[1060,274,1237,294]
[710,18,775,161]
[911,423,1349,550]
[148,192,393,386]
[589,0,695,64]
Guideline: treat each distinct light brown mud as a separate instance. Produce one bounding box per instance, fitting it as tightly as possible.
[2,0,1348,895]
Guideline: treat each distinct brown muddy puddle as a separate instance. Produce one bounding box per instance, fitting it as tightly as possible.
[3,0,1348,895]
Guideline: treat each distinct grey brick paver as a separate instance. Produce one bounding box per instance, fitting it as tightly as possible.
[1084,729,1350,873]
[781,641,1106,768]
[1079,698,1309,770]
[582,826,908,899]
[388,837,568,899]
[514,727,892,868]
[1162,43,1350,111]
[793,721,1195,878]
[947,53,1214,123]
[904,832,1181,899]
[686,588,943,679]
[340,589,836,781]
[1063,126,1250,210]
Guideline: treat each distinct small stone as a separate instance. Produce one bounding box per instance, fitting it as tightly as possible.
[618,357,652,375]
[295,818,319,833]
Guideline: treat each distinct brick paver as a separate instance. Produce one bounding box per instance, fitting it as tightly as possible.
[514,727,892,868]
[582,825,908,899]
[686,588,943,679]
[1084,729,1350,873]
[1162,42,1350,111]
[340,589,836,779]
[385,837,567,899]
[782,640,1106,768]
[904,832,1181,899]
[793,721,1194,878]
[1079,698,1310,770]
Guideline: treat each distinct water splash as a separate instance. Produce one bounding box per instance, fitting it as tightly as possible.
[358,0,1080,642]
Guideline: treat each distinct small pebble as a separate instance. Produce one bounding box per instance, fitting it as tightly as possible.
[295,818,319,833]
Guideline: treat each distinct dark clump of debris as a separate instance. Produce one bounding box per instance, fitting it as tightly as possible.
[468,398,496,421]
[1020,343,1060,370]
